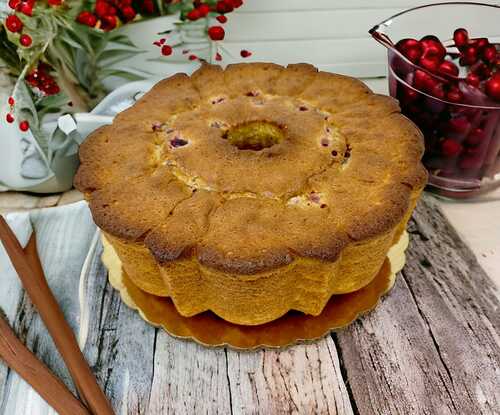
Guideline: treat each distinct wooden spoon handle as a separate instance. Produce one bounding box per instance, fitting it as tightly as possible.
[0,316,90,415]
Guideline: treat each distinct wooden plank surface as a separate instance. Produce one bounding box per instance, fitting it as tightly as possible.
[0,194,499,414]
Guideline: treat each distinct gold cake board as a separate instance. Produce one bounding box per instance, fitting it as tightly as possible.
[101,232,409,350]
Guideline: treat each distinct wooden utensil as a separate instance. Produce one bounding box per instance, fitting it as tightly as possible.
[0,311,90,415]
[0,216,114,415]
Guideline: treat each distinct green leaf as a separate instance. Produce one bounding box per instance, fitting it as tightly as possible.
[98,68,146,81]
[98,48,143,64]
[109,32,139,48]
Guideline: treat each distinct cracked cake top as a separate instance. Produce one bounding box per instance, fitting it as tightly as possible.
[75,63,426,274]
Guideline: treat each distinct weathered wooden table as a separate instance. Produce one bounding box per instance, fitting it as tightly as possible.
[0,193,499,415]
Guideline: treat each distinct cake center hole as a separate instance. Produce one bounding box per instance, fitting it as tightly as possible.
[224,121,284,151]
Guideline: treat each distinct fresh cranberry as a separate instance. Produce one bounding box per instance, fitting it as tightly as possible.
[461,46,478,65]
[76,11,97,27]
[6,113,14,123]
[482,45,497,62]
[465,128,484,146]
[189,54,197,61]
[413,69,437,92]
[216,0,233,13]
[19,120,29,131]
[8,0,20,8]
[430,83,445,100]
[446,87,463,103]
[240,49,251,58]
[438,60,458,77]
[216,15,227,23]
[466,73,480,87]
[475,38,489,50]
[441,138,462,157]
[141,0,154,14]
[448,116,470,133]
[198,4,210,16]
[228,0,243,7]
[161,45,172,56]
[453,28,468,47]
[420,56,440,73]
[420,35,446,61]
[101,14,117,31]
[208,26,225,41]
[400,86,419,103]
[186,9,200,20]
[8,96,15,106]
[396,38,423,64]
[459,152,483,170]
[5,15,23,33]
[18,2,33,16]
[95,1,109,17]
[121,6,136,22]
[20,34,32,47]
[485,74,500,101]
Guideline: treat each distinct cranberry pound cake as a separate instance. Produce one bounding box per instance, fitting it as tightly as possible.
[75,63,427,326]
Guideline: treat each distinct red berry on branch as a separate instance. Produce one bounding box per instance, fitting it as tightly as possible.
[6,113,14,123]
[18,1,33,16]
[95,1,110,18]
[208,25,225,41]
[453,28,468,48]
[186,9,201,20]
[198,4,210,16]
[240,49,251,58]
[8,0,20,9]
[141,0,154,14]
[216,0,233,14]
[101,14,117,31]
[161,45,172,56]
[20,34,32,47]
[483,45,497,62]
[485,74,500,101]
[438,60,458,77]
[216,15,227,23]
[228,0,243,7]
[8,97,15,106]
[19,120,29,132]
[121,6,136,22]
[215,52,222,61]
[5,15,23,33]
[466,73,480,87]
[76,11,97,27]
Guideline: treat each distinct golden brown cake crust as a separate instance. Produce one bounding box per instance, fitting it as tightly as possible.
[75,63,426,276]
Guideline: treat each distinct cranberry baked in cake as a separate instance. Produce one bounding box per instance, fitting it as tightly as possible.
[75,63,427,325]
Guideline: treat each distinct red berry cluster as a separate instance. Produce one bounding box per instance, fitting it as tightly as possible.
[5,96,30,132]
[157,0,249,63]
[25,63,61,96]
[5,0,37,48]
[396,28,499,103]
[76,0,155,31]
[393,28,500,180]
